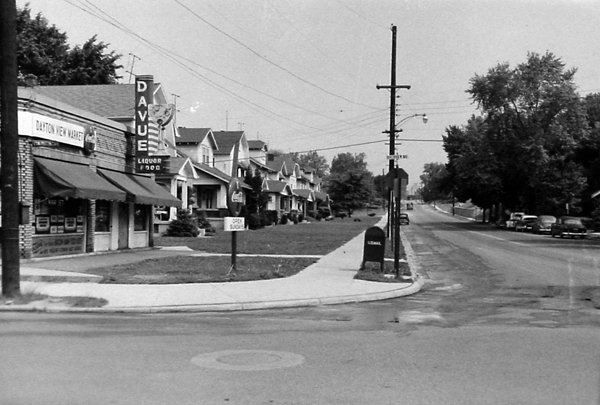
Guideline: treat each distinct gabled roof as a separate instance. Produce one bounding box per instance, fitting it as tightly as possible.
[176,127,217,149]
[33,83,168,121]
[212,131,244,155]
[266,155,300,177]
[315,191,330,201]
[191,161,231,183]
[163,157,196,177]
[34,84,134,120]
[293,189,314,200]
[248,140,268,151]
[250,157,277,173]
[263,179,294,194]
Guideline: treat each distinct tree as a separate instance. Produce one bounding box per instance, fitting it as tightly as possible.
[419,162,452,203]
[446,51,588,215]
[293,151,330,177]
[16,5,121,85]
[576,93,600,215]
[243,169,267,214]
[330,152,368,175]
[326,152,373,212]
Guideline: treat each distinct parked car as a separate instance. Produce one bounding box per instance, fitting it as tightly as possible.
[515,215,538,232]
[506,212,525,230]
[398,213,409,225]
[550,216,587,239]
[531,215,556,234]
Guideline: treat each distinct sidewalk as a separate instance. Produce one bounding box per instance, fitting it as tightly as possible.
[0,221,423,313]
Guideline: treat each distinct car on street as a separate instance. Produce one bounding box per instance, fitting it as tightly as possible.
[531,215,556,234]
[515,215,538,232]
[550,216,587,239]
[398,213,409,225]
[506,212,525,230]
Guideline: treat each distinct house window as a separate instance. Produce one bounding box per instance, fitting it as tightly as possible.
[202,146,210,164]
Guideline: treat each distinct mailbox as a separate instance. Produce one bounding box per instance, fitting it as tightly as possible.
[361,226,386,271]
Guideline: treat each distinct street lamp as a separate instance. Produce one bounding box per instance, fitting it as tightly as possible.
[387,112,427,280]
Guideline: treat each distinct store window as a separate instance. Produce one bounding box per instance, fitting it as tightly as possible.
[95,200,111,232]
[134,204,148,231]
[33,196,85,234]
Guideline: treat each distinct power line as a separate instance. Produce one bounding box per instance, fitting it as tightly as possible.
[172,0,380,110]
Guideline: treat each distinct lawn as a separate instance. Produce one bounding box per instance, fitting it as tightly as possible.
[86,210,409,284]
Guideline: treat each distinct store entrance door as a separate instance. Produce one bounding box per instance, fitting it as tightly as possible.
[118,202,129,249]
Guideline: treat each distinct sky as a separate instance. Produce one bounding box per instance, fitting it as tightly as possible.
[17,0,600,189]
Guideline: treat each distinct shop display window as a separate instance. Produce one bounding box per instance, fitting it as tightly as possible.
[134,204,148,231]
[95,200,111,232]
[34,196,84,234]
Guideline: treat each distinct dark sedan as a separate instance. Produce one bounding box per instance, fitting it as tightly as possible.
[531,215,556,234]
[550,216,587,239]
[398,213,409,225]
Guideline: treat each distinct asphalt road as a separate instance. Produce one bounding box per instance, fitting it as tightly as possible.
[1,204,599,405]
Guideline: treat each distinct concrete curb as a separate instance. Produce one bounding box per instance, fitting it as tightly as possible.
[0,279,423,313]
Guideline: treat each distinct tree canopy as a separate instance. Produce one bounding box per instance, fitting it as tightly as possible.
[290,151,330,178]
[16,5,122,85]
[326,152,373,212]
[441,51,594,217]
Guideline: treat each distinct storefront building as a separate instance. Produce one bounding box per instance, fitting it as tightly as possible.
[11,87,181,258]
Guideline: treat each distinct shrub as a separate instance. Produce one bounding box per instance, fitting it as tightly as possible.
[247,213,263,230]
[260,211,274,227]
[196,209,213,230]
[280,214,289,225]
[298,213,305,223]
[164,209,199,237]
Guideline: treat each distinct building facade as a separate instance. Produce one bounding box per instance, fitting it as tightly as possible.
[9,87,181,258]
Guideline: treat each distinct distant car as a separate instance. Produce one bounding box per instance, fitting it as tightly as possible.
[506,212,525,230]
[550,216,587,239]
[531,215,556,234]
[515,215,538,232]
[406,203,414,210]
[398,213,409,225]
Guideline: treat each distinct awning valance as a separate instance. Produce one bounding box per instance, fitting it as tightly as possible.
[98,169,182,207]
[34,157,127,202]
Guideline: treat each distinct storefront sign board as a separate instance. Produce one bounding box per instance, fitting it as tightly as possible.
[18,111,84,148]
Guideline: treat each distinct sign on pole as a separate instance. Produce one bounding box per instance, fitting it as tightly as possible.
[224,217,245,232]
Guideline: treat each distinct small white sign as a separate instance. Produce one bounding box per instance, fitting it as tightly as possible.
[224,217,245,232]
[387,154,409,160]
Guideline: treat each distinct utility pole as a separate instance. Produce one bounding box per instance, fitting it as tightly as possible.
[376,25,410,279]
[1,0,21,297]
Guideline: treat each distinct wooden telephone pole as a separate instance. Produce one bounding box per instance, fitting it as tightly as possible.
[376,25,410,279]
[1,0,22,297]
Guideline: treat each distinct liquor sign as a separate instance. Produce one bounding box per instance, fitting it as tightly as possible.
[135,156,169,173]
[134,75,169,173]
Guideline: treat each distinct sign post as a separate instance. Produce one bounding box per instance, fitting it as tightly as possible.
[226,143,243,273]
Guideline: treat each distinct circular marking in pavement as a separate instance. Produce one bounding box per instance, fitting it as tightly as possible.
[191,350,305,371]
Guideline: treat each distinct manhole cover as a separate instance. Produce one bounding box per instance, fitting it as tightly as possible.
[191,350,305,371]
